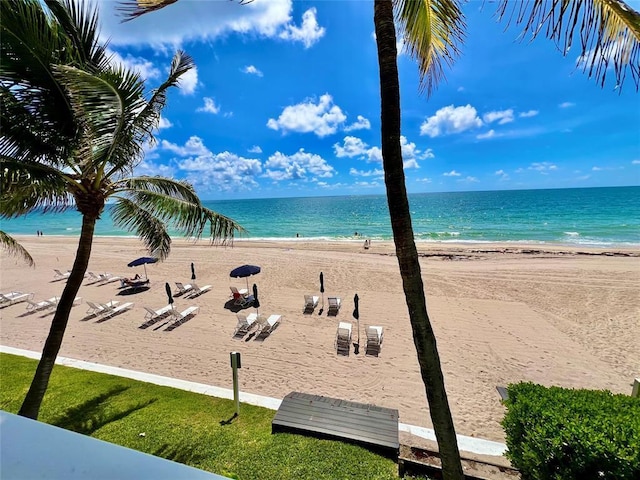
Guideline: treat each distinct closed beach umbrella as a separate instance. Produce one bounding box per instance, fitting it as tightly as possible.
[165,282,174,309]
[252,283,260,312]
[319,272,325,314]
[191,262,196,281]
[230,264,261,289]
[127,256,158,278]
[353,293,360,354]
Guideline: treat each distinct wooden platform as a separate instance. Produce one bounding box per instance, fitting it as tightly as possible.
[272,392,399,457]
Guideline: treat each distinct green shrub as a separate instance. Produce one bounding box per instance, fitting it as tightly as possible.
[502,382,640,479]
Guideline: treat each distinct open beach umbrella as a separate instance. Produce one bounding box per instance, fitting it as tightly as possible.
[353,293,360,355]
[252,283,260,313]
[319,272,325,315]
[191,262,196,281]
[165,282,174,309]
[230,264,261,289]
[127,256,158,278]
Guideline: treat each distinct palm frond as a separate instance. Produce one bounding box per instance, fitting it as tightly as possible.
[111,176,243,242]
[0,231,35,267]
[394,0,466,95]
[496,0,640,91]
[0,157,74,217]
[131,51,195,144]
[117,0,254,22]
[110,197,173,259]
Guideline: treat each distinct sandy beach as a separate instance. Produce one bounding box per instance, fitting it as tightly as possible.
[1,236,639,448]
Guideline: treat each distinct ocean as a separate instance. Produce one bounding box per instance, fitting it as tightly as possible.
[2,187,639,247]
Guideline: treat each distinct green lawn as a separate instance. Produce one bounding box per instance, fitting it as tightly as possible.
[0,353,402,479]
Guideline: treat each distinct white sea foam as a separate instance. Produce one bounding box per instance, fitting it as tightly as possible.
[563,231,580,236]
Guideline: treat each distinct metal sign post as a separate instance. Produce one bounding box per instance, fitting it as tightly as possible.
[230,352,242,416]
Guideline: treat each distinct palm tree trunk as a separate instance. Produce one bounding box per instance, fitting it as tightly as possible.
[18,214,96,419]
[373,1,464,477]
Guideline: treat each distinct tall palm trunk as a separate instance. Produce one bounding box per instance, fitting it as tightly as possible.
[373,1,464,477]
[18,215,96,419]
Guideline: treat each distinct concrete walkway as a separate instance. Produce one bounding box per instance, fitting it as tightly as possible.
[1,345,507,457]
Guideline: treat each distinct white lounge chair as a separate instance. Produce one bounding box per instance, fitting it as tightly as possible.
[0,291,34,306]
[303,295,319,313]
[144,305,174,321]
[85,272,102,285]
[187,283,211,298]
[26,297,58,312]
[53,269,71,280]
[255,314,282,340]
[230,286,248,298]
[100,302,134,319]
[174,282,193,296]
[327,297,342,316]
[98,273,122,285]
[168,306,199,326]
[335,321,352,356]
[85,300,119,317]
[365,326,384,357]
[233,313,257,338]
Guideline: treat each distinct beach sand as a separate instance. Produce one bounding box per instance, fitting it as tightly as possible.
[1,236,639,449]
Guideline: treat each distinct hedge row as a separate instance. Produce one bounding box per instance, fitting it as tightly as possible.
[502,382,640,479]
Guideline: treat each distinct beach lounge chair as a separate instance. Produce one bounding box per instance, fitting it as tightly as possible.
[232,291,251,306]
[255,314,282,341]
[144,305,174,321]
[168,306,199,326]
[186,283,211,298]
[53,269,71,281]
[98,273,122,285]
[25,297,58,312]
[335,321,352,356]
[230,286,248,298]
[100,302,134,319]
[233,313,257,339]
[85,300,120,317]
[303,295,319,313]
[85,272,102,285]
[174,282,193,296]
[0,291,34,307]
[365,326,384,357]
[327,297,342,316]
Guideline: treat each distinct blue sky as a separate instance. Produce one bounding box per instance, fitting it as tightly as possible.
[95,0,640,200]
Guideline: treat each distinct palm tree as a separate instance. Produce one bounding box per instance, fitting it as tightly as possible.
[0,231,35,267]
[0,0,244,420]
[119,1,640,477]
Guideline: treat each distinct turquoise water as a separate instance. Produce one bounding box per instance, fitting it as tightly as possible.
[2,187,639,247]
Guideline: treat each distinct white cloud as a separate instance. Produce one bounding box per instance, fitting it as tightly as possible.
[197,97,221,114]
[267,94,346,137]
[420,104,483,137]
[134,159,175,177]
[559,102,575,108]
[631,160,640,165]
[519,110,539,118]
[178,67,199,95]
[248,145,263,154]
[592,166,603,171]
[99,0,294,47]
[483,109,514,125]
[333,135,430,167]
[243,65,263,77]
[495,169,510,180]
[476,129,496,140]
[443,170,461,177]
[528,162,558,174]
[344,115,371,132]
[158,116,173,130]
[334,136,369,158]
[349,168,384,177]
[159,136,262,191]
[577,174,591,181]
[278,8,325,48]
[264,149,335,180]
[461,176,479,182]
[106,49,160,80]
